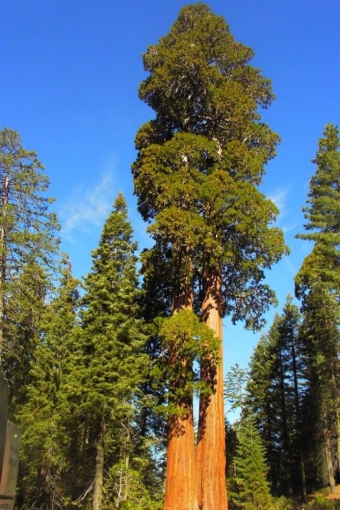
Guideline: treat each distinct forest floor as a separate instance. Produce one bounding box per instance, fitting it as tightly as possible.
[309,485,340,501]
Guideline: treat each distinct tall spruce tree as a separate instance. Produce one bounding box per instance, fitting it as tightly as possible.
[246,298,306,499]
[229,417,272,510]
[298,287,340,491]
[132,4,287,509]
[3,262,52,417]
[17,262,80,510]
[296,123,340,291]
[295,124,340,491]
[0,128,60,392]
[77,193,148,510]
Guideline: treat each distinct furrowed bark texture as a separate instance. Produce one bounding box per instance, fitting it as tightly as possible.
[164,395,197,510]
[196,273,227,510]
[164,290,198,510]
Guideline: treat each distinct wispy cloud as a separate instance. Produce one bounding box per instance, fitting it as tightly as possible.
[268,187,289,218]
[267,187,299,235]
[59,172,114,238]
[282,221,299,234]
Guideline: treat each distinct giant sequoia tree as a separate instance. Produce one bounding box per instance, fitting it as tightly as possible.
[132,4,287,509]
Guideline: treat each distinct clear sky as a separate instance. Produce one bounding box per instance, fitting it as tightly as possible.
[2,0,339,414]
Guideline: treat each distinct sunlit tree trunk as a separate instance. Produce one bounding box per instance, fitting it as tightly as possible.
[196,272,227,510]
[164,388,197,510]
[164,263,198,510]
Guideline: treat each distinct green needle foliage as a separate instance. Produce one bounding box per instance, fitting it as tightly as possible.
[133,6,288,507]
[229,417,272,510]
[158,308,219,413]
[298,286,340,490]
[18,262,80,510]
[296,123,340,297]
[0,127,60,371]
[295,124,340,490]
[76,193,151,510]
[224,363,249,414]
[246,298,306,498]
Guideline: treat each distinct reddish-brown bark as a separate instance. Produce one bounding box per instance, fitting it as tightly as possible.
[196,273,227,510]
[164,281,198,510]
[164,394,197,510]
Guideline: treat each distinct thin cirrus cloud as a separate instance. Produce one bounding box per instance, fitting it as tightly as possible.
[268,187,288,217]
[268,187,298,234]
[59,172,114,238]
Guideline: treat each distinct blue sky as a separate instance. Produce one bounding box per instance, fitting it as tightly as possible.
[2,0,339,414]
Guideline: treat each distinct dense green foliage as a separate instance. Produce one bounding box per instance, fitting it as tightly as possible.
[0,128,61,415]
[2,8,340,510]
[240,124,340,502]
[72,193,161,510]
[229,417,272,510]
[133,2,287,328]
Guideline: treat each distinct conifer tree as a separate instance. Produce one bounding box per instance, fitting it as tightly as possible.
[295,124,340,491]
[298,286,340,491]
[17,262,80,510]
[77,193,148,510]
[132,4,287,508]
[0,128,60,387]
[3,262,52,417]
[296,123,340,292]
[246,298,306,499]
[229,417,272,510]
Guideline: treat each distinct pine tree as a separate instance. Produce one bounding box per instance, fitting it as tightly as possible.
[224,364,249,414]
[17,261,80,510]
[0,128,60,390]
[229,417,272,510]
[132,4,287,508]
[246,299,306,499]
[77,193,149,510]
[298,286,340,491]
[295,124,340,491]
[296,123,340,292]
[3,262,52,417]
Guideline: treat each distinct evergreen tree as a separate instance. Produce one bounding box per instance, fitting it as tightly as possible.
[0,128,60,398]
[229,417,272,510]
[76,193,149,510]
[295,124,340,491]
[4,262,52,417]
[246,298,306,499]
[296,123,340,292]
[224,364,249,414]
[17,262,80,510]
[298,286,340,491]
[132,4,287,508]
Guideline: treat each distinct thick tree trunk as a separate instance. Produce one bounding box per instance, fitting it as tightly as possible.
[164,396,197,510]
[164,286,197,510]
[93,422,105,510]
[196,272,227,510]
